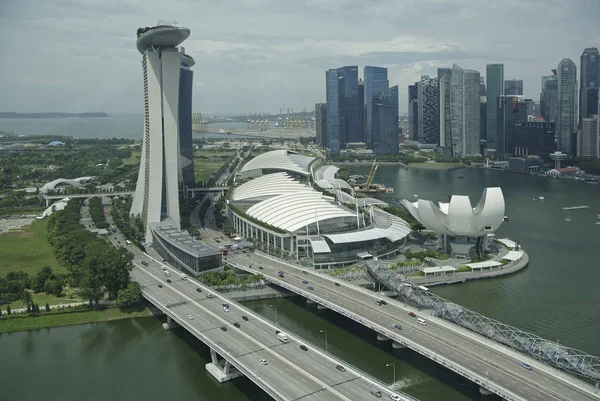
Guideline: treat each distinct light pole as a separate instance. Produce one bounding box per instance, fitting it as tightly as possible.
[269,304,278,326]
[386,363,396,385]
[320,329,328,354]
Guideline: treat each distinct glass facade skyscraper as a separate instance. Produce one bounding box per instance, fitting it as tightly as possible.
[486,64,504,154]
[364,66,389,146]
[408,83,419,140]
[504,79,523,96]
[315,103,327,148]
[337,66,360,143]
[178,64,195,186]
[438,68,452,152]
[540,75,558,122]
[557,58,578,155]
[325,69,342,154]
[417,75,439,144]
[372,86,399,155]
[450,64,481,156]
[496,96,528,159]
[580,47,599,127]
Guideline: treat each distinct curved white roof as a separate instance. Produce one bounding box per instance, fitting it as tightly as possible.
[40,176,96,193]
[324,208,410,244]
[40,198,70,218]
[241,150,315,176]
[314,165,351,190]
[401,187,505,237]
[231,172,313,202]
[246,191,355,233]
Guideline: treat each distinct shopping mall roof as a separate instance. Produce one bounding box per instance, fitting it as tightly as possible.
[231,172,313,202]
[241,149,315,176]
[323,209,411,244]
[313,165,351,190]
[246,191,354,233]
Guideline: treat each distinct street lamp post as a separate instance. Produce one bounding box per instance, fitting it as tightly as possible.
[386,363,396,385]
[320,329,328,354]
[269,304,278,326]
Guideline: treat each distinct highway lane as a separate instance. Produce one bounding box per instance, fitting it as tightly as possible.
[232,252,599,401]
[130,253,414,401]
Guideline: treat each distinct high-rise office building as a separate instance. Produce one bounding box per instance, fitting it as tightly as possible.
[179,50,195,187]
[486,64,504,154]
[408,83,419,140]
[417,75,439,144]
[315,103,327,148]
[479,76,487,96]
[438,68,453,152]
[580,48,599,127]
[364,66,389,146]
[358,79,365,142]
[504,79,524,96]
[497,96,528,159]
[372,86,399,155]
[450,64,481,156]
[513,121,557,164]
[557,58,578,155]
[540,75,558,122]
[480,96,487,142]
[337,66,360,143]
[131,24,192,242]
[325,69,343,154]
[580,116,599,157]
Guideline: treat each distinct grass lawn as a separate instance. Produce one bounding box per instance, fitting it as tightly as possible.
[3,290,86,310]
[408,162,464,170]
[0,305,152,333]
[194,162,224,182]
[0,207,46,217]
[0,219,65,276]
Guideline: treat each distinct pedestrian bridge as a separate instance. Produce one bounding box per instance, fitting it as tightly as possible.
[227,252,599,401]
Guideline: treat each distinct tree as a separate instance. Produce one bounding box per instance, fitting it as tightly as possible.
[21,290,33,312]
[0,308,2,317]
[33,266,54,293]
[116,282,142,307]
[45,303,51,312]
[46,279,64,297]
[6,305,11,315]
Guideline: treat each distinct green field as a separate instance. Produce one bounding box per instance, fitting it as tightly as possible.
[408,162,464,170]
[122,150,141,165]
[193,149,236,182]
[0,305,152,333]
[4,290,85,310]
[0,220,65,276]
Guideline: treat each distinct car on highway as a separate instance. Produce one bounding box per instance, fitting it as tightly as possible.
[233,323,240,328]
[380,300,387,305]
[207,293,213,298]
[520,362,533,370]
[334,282,340,286]
[375,301,382,306]
[196,288,202,293]
[307,286,314,290]
[220,327,227,332]
[303,271,308,275]
[162,265,167,271]
[258,266,263,270]
[336,364,345,372]
[389,395,401,401]
[223,304,230,312]
[166,279,172,283]
[259,359,268,365]
[158,284,163,288]
[187,315,194,320]
[393,324,402,330]
[299,345,308,351]
[408,311,416,317]
[303,280,309,284]
[242,316,249,321]
[180,274,187,280]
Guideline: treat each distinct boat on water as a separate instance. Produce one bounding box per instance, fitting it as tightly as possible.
[561,205,589,211]
[595,222,600,225]
[533,196,545,201]
[565,217,571,222]
[503,216,509,221]
[458,175,464,179]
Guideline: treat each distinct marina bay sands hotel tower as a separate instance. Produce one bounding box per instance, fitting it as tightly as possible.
[131,22,196,242]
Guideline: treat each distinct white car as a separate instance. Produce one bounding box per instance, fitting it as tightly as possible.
[259,359,267,365]
[223,307,229,312]
[187,315,194,320]
[390,395,401,401]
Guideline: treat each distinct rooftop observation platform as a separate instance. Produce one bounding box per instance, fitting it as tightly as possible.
[136,24,190,54]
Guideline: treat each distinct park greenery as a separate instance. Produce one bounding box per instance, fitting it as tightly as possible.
[201,266,262,288]
[88,197,109,229]
[110,196,145,245]
[0,268,65,308]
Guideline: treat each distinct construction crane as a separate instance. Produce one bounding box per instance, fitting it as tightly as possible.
[366,159,379,186]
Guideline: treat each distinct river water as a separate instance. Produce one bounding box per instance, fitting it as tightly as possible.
[1,155,599,400]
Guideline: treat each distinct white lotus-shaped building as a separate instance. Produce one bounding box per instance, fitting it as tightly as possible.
[401,187,505,258]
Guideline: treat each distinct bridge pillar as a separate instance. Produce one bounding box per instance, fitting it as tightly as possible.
[317,304,327,310]
[392,341,406,349]
[162,316,180,330]
[377,334,391,341]
[479,386,493,396]
[205,348,244,383]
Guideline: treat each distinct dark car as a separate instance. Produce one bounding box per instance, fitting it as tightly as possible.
[307,286,314,290]
[375,301,382,306]
[394,324,402,330]
[299,345,308,351]
[222,303,230,308]
[242,316,249,321]
[408,311,416,317]
[141,261,148,266]
[234,323,240,328]
[278,271,284,275]
[521,362,533,370]
[336,364,346,372]
[380,300,387,305]
[303,280,309,284]
[303,271,308,275]
[258,266,263,270]
[221,327,228,332]
[334,282,340,287]
[166,279,172,283]
[196,288,202,293]
[158,284,163,288]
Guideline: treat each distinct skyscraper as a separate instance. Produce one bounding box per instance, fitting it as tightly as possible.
[540,75,558,122]
[557,58,578,155]
[315,103,327,148]
[580,116,599,157]
[497,96,528,159]
[417,75,440,144]
[131,23,192,242]
[337,66,360,143]
[504,79,524,96]
[486,64,504,154]
[408,83,419,140]
[178,50,195,187]
[450,64,481,156]
[372,86,399,155]
[513,121,557,163]
[364,66,389,146]
[580,48,600,127]
[438,68,453,152]
[325,69,343,154]
[358,79,365,142]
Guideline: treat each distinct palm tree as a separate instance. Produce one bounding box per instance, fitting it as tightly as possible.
[21,290,34,312]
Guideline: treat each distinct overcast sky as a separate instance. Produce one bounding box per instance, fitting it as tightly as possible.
[1,0,599,115]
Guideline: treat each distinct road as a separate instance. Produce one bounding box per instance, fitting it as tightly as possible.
[227,252,599,401]
[109,230,415,401]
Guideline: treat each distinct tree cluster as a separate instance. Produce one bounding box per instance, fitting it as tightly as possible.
[88,197,109,229]
[47,200,133,307]
[200,268,262,287]
[116,282,142,307]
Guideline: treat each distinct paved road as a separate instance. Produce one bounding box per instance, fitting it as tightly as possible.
[123,246,415,401]
[227,252,599,401]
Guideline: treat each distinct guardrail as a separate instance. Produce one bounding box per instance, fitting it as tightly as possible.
[229,259,527,401]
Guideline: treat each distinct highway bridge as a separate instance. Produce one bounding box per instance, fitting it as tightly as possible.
[122,245,415,401]
[226,252,600,401]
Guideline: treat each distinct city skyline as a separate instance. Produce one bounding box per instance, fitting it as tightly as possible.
[1,0,599,115]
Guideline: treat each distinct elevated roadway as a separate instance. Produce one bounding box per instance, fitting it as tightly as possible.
[227,252,599,401]
[125,245,415,401]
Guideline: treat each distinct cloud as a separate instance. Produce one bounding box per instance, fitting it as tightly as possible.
[0,0,598,115]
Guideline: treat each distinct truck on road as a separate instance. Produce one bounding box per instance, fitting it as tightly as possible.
[275,330,289,343]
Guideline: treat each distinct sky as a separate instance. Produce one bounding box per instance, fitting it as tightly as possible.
[1,0,599,115]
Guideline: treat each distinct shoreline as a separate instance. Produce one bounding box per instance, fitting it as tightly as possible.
[335,161,465,171]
